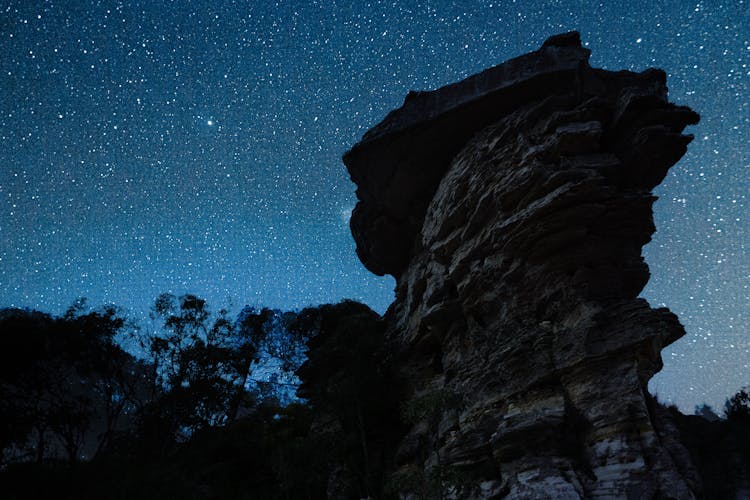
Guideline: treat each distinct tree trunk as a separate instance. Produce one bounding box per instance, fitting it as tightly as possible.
[35,425,45,463]
[356,400,371,498]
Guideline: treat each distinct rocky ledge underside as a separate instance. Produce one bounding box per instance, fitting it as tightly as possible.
[344,32,703,498]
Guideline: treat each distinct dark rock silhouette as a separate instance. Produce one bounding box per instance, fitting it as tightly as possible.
[345,31,704,497]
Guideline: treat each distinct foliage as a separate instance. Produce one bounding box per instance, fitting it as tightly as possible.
[236,307,304,406]
[399,389,466,498]
[694,403,721,421]
[725,388,750,421]
[0,402,329,500]
[668,395,750,500]
[0,302,141,464]
[293,300,404,499]
[142,293,243,442]
[0,296,407,498]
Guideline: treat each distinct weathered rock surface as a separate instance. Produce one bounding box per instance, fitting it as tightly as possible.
[344,32,704,498]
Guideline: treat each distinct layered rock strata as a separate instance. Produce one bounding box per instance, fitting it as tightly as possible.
[344,32,700,498]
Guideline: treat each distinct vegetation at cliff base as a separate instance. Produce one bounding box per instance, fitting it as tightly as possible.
[0,295,405,499]
[1,295,749,499]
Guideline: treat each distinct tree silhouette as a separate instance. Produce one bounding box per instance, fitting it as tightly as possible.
[229,307,274,422]
[294,300,403,499]
[725,388,750,421]
[0,302,137,464]
[143,293,242,443]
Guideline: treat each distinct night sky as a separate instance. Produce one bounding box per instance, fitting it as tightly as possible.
[1,1,747,413]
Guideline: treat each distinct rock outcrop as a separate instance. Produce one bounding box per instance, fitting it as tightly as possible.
[344,32,701,498]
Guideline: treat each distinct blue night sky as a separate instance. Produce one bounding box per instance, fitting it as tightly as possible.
[1,1,748,413]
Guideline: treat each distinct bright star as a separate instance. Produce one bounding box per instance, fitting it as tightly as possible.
[207,119,214,126]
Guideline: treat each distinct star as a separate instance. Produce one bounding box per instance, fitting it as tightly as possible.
[0,0,746,414]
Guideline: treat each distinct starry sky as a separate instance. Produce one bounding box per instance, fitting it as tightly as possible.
[1,0,747,412]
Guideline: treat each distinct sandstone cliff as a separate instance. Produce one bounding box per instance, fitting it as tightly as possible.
[344,32,703,498]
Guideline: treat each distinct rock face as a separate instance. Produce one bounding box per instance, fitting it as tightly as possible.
[344,32,701,498]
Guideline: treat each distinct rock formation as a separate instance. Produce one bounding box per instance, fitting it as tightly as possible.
[344,32,701,498]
